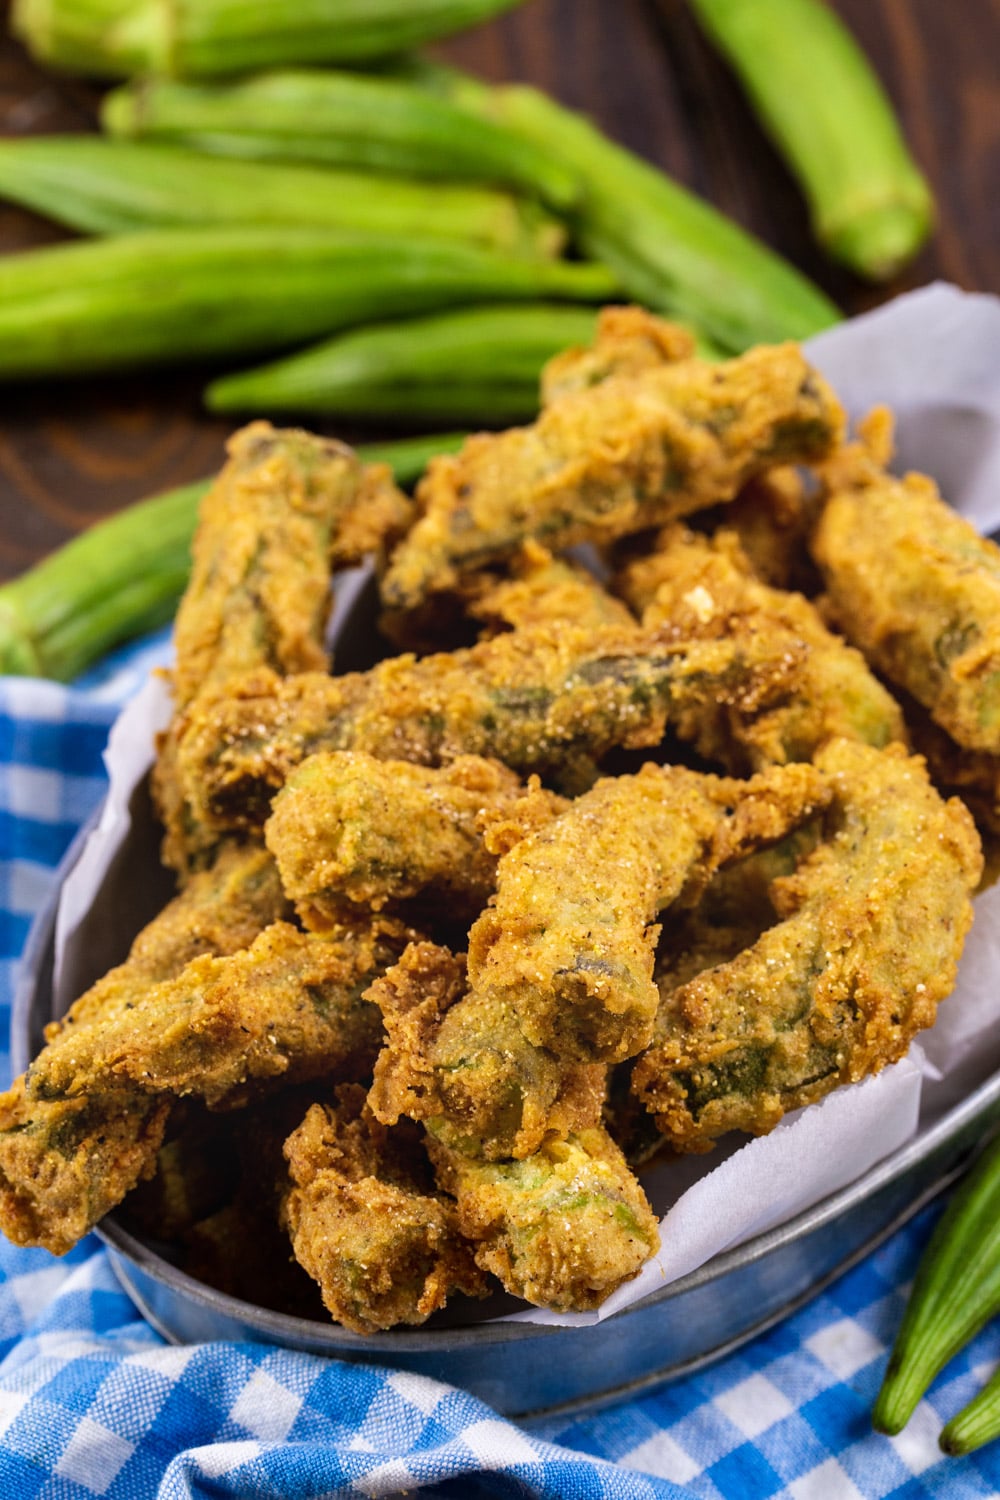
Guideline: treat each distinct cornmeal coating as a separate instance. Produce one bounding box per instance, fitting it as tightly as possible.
[367,942,604,1162]
[173,421,411,709]
[632,739,983,1150]
[381,342,844,610]
[157,421,411,872]
[466,761,830,1065]
[540,305,697,405]
[812,431,1000,753]
[175,620,808,836]
[0,1084,170,1257]
[0,841,286,1255]
[44,842,288,1042]
[428,1124,660,1313]
[266,751,563,926]
[27,918,409,1108]
[615,523,906,766]
[468,541,635,639]
[281,1085,486,1334]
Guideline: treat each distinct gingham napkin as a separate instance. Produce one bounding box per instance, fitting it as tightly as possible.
[2,640,1000,1500]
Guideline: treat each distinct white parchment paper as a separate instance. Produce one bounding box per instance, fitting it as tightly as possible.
[51,282,1000,1328]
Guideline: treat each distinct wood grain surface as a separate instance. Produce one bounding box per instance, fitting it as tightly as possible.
[1,0,998,581]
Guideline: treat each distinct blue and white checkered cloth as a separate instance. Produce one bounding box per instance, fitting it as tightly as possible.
[3,638,1000,1499]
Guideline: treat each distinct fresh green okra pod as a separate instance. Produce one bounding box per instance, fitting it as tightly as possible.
[873,1137,1000,1438]
[0,137,563,256]
[102,69,579,210]
[205,304,599,423]
[687,0,934,280]
[13,0,527,79]
[0,228,617,381]
[423,73,841,351]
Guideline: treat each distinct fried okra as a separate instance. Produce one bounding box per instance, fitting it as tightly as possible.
[615,523,906,766]
[265,752,563,925]
[381,341,844,610]
[175,619,810,837]
[282,1085,486,1334]
[632,739,982,1150]
[428,1124,660,1313]
[812,418,1000,754]
[466,761,830,1064]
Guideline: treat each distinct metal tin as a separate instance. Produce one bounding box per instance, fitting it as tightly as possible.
[14,805,1000,1424]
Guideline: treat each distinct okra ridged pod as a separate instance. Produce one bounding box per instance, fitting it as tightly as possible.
[0,228,618,380]
[0,137,563,257]
[206,304,599,423]
[13,0,527,79]
[688,0,933,280]
[439,76,840,351]
[873,1137,1000,1438]
[102,70,579,211]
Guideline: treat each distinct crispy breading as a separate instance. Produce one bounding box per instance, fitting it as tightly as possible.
[632,740,982,1150]
[614,523,907,766]
[157,422,412,873]
[281,1085,486,1334]
[265,752,561,925]
[540,306,697,405]
[27,918,410,1108]
[428,1124,660,1313]
[466,761,830,1065]
[367,942,605,1162]
[174,620,809,838]
[0,841,286,1255]
[813,417,1000,753]
[468,541,635,638]
[381,342,845,610]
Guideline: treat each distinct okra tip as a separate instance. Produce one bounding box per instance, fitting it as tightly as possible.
[827,194,934,283]
[0,596,42,678]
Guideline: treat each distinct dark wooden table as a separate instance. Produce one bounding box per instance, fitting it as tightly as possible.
[1,0,998,582]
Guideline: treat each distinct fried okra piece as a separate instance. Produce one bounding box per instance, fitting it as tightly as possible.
[632,739,983,1151]
[812,418,1000,754]
[367,943,604,1162]
[467,761,830,1065]
[615,523,906,767]
[157,421,412,872]
[0,1084,171,1257]
[281,1085,486,1334]
[381,341,844,612]
[175,619,808,836]
[428,1125,660,1313]
[172,421,412,709]
[540,306,697,404]
[265,751,565,926]
[27,918,409,1108]
[0,841,287,1255]
[44,841,288,1042]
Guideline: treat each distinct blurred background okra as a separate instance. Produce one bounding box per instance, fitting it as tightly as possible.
[12,0,527,77]
[0,0,938,679]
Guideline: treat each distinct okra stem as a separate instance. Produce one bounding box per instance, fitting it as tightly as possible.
[0,228,617,380]
[0,137,563,257]
[205,304,599,422]
[13,0,527,78]
[0,433,467,682]
[687,0,934,280]
[434,76,841,351]
[873,1139,1000,1436]
[102,70,580,211]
